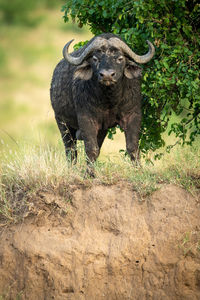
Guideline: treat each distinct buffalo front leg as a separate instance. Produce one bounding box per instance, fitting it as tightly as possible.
[124,111,141,163]
[84,135,100,177]
[78,115,100,176]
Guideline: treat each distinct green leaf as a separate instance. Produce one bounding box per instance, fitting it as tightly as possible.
[103,11,107,18]
[62,0,200,153]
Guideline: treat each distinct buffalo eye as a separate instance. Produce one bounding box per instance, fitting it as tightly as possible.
[116,56,124,63]
[92,55,98,63]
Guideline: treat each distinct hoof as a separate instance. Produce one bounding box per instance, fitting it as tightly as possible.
[84,166,95,178]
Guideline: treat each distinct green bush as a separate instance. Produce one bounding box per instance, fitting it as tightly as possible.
[62,0,200,155]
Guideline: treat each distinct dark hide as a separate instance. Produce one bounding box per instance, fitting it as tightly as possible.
[50,33,144,164]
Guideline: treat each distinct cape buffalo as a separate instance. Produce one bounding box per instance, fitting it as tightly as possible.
[50,33,155,168]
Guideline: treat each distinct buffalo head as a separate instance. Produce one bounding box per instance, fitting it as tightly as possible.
[63,35,155,86]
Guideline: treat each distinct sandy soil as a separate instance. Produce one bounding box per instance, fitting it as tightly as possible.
[0,183,200,299]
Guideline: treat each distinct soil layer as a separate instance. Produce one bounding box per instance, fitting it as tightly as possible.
[0,184,200,299]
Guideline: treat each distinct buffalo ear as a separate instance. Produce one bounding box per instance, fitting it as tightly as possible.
[73,61,93,80]
[124,60,142,79]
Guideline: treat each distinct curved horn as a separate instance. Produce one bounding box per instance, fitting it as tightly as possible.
[63,37,108,66]
[109,38,155,64]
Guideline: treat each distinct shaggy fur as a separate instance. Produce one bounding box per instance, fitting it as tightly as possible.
[50,33,145,163]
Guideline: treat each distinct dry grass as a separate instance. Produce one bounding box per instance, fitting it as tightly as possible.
[0,8,199,225]
[0,139,199,224]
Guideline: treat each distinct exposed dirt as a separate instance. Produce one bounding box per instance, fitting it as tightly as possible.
[0,183,200,300]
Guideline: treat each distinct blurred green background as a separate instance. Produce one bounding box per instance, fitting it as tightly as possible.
[0,0,127,159]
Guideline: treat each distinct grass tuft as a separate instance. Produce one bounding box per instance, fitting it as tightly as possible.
[0,140,199,224]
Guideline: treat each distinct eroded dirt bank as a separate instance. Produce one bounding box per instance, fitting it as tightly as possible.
[0,183,200,300]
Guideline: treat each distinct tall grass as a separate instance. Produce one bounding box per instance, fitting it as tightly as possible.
[0,139,199,224]
[0,6,199,225]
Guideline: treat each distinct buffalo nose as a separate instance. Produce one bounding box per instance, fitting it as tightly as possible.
[99,69,116,80]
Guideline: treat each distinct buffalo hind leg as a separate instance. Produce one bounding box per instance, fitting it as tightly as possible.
[124,111,141,164]
[56,118,77,163]
[97,129,107,149]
